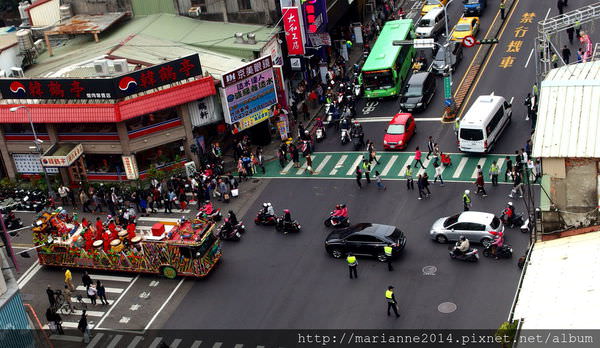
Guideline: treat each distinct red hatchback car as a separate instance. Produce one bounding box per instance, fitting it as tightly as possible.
[383,113,416,150]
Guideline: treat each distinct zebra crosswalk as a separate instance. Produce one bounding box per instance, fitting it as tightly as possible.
[255,152,516,184]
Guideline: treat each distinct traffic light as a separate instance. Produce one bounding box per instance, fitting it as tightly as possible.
[478,38,499,45]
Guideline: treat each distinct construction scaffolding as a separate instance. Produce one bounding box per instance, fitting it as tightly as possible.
[536,2,600,81]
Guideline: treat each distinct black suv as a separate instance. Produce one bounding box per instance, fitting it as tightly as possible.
[399,72,436,112]
[325,223,407,261]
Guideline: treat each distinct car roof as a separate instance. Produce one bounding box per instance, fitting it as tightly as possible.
[349,223,396,237]
[391,113,412,124]
[422,7,443,19]
[461,95,506,127]
[408,72,429,84]
[458,211,495,224]
[459,16,479,23]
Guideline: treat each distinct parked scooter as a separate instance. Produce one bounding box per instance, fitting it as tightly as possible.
[520,218,532,234]
[449,243,479,262]
[3,211,23,231]
[340,128,350,145]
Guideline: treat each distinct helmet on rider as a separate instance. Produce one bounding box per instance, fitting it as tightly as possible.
[263,203,268,208]
[508,202,513,206]
[464,190,470,195]
[460,235,466,241]
[205,200,210,204]
[267,202,272,207]
[283,209,290,214]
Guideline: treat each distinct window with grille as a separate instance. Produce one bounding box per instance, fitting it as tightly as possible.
[191,0,207,12]
[238,0,252,10]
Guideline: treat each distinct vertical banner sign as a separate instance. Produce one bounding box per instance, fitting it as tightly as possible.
[121,155,139,180]
[272,65,288,109]
[220,56,278,133]
[282,6,306,55]
[303,0,331,47]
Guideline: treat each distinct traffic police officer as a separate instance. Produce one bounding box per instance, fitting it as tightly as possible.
[385,286,400,317]
[347,253,358,279]
[499,1,506,20]
[463,190,472,211]
[384,245,393,271]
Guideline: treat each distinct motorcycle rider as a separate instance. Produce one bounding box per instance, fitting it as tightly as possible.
[220,218,233,237]
[491,233,504,258]
[228,210,238,226]
[455,235,470,256]
[200,200,214,215]
[502,202,515,226]
[282,209,294,232]
[330,204,347,224]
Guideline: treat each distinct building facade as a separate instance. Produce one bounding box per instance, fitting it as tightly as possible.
[186,0,279,25]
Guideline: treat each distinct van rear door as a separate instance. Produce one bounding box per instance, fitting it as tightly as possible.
[459,128,485,152]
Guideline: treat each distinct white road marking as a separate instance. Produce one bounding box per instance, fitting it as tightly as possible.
[315,155,332,173]
[170,338,182,348]
[143,278,185,332]
[76,285,123,294]
[17,260,39,286]
[148,337,163,348]
[212,343,223,348]
[280,161,294,175]
[295,161,307,175]
[17,261,41,289]
[471,158,487,178]
[417,158,432,176]
[107,334,123,348]
[524,48,534,68]
[49,334,83,342]
[329,155,347,175]
[73,297,115,305]
[88,274,133,282]
[127,336,144,348]
[509,97,514,105]
[358,117,441,123]
[137,217,181,223]
[346,155,365,176]
[381,155,398,176]
[190,341,203,348]
[453,157,469,178]
[234,345,243,348]
[398,156,415,176]
[86,332,104,347]
[44,321,94,330]
[496,158,505,172]
[70,309,105,317]
[94,275,140,329]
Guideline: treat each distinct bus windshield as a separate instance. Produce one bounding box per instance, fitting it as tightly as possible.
[363,70,394,90]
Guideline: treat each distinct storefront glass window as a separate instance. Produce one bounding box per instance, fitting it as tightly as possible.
[56,123,117,134]
[125,107,179,132]
[135,140,187,171]
[3,123,47,134]
[84,154,123,173]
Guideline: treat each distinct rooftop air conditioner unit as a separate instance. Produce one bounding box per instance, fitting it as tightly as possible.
[113,59,128,74]
[34,39,44,52]
[11,67,24,77]
[246,33,256,45]
[234,32,246,44]
[94,60,109,75]
[188,7,202,17]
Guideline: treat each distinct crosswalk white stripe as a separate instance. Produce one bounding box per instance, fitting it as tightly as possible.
[381,155,398,176]
[471,158,486,178]
[76,285,123,294]
[86,332,103,348]
[453,157,469,178]
[73,297,114,305]
[295,161,307,175]
[88,274,133,282]
[127,336,144,348]
[170,338,182,348]
[398,156,415,176]
[49,334,83,342]
[417,158,432,176]
[44,321,89,330]
[189,340,202,348]
[280,161,294,175]
[234,344,243,348]
[107,334,123,348]
[315,155,332,173]
[346,155,365,176]
[212,343,223,348]
[148,337,163,348]
[496,158,505,173]
[137,217,181,223]
[69,309,105,317]
[329,155,347,175]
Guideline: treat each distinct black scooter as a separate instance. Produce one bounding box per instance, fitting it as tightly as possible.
[218,222,245,241]
[482,240,513,259]
[275,218,301,233]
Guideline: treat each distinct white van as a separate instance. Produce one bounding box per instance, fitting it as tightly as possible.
[415,8,445,38]
[458,95,512,153]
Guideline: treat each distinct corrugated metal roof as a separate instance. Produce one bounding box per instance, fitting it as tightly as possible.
[532,61,600,158]
[512,231,600,329]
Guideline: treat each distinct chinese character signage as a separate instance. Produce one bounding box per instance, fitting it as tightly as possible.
[273,65,288,109]
[41,144,83,167]
[303,0,328,34]
[12,153,58,174]
[0,54,202,100]
[220,56,278,133]
[121,155,139,180]
[282,6,306,56]
[233,108,272,133]
[189,96,222,128]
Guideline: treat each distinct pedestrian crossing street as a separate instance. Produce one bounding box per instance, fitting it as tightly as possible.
[255,151,515,183]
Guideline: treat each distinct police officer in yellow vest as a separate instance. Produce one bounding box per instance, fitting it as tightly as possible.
[347,253,358,279]
[385,286,400,317]
[384,245,393,271]
[463,189,472,211]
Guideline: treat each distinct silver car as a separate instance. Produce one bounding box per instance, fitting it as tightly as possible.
[429,211,504,244]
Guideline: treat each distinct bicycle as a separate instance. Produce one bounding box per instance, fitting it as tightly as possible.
[54,290,86,314]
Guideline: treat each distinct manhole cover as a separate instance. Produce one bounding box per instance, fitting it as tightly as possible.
[438,302,457,313]
[422,265,437,275]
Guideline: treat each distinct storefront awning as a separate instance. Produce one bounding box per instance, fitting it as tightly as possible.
[41,143,83,167]
[0,77,216,123]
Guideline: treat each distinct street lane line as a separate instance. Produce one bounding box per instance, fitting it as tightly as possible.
[471,158,487,178]
[315,155,332,173]
[170,338,182,348]
[18,262,41,289]
[44,321,91,330]
[86,332,104,347]
[280,160,294,175]
[381,155,398,176]
[509,97,514,105]
[71,309,105,317]
[107,334,123,348]
[127,336,144,348]
[453,157,469,178]
[73,297,114,305]
[212,343,223,348]
[398,156,415,176]
[190,341,202,348]
[234,345,243,348]
[17,259,39,285]
[329,155,347,175]
[417,158,432,176]
[143,278,185,332]
[94,275,139,329]
[346,155,365,176]
[524,48,534,68]
[88,274,133,282]
[148,337,163,348]
[76,285,123,294]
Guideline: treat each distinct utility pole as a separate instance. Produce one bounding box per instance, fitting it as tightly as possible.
[221,0,229,23]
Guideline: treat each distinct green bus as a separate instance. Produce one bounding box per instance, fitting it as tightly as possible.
[361,19,416,99]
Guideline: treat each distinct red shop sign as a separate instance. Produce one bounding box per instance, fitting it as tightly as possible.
[282,7,306,56]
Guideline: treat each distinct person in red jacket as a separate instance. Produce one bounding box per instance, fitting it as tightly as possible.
[127,223,136,241]
[95,217,104,240]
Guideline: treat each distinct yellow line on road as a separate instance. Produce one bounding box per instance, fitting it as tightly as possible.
[457,0,522,119]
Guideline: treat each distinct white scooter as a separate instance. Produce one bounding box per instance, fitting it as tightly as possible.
[316,127,326,142]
